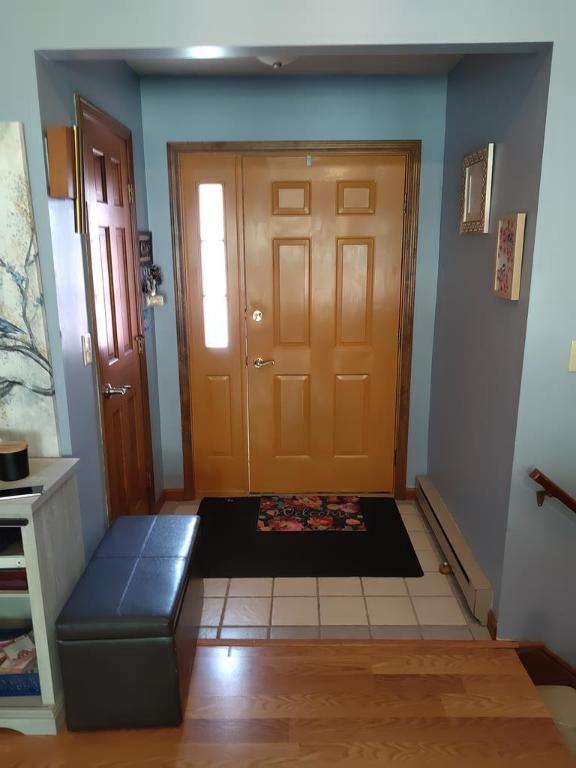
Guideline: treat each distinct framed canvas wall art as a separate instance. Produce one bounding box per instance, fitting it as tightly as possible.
[494,212,526,301]
[460,143,494,234]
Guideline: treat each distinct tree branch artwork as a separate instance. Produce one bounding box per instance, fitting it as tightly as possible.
[0,122,58,453]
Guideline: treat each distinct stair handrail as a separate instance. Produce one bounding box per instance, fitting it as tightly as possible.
[529,468,576,514]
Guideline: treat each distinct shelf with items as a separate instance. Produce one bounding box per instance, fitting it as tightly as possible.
[0,527,26,584]
[0,529,39,704]
[0,528,25,569]
[0,593,31,627]
[0,623,40,702]
[0,529,39,707]
[0,527,27,596]
[0,458,84,733]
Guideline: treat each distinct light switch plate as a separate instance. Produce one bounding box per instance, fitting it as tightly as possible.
[81,333,93,366]
[569,340,576,373]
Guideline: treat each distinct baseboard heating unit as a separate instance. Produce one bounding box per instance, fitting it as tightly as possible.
[415,475,493,625]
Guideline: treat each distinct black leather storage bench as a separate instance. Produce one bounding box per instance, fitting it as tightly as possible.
[56,515,202,731]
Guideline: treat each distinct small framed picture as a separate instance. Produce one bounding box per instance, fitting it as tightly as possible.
[460,143,494,234]
[138,231,153,264]
[494,213,526,301]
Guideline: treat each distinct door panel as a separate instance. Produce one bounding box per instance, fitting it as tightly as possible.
[243,154,405,492]
[334,374,369,456]
[275,374,311,456]
[81,102,153,518]
[179,155,247,495]
[336,238,374,344]
[207,375,233,456]
[273,239,310,345]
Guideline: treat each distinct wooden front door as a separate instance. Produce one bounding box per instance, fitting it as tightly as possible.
[177,147,412,496]
[243,155,405,492]
[79,99,154,518]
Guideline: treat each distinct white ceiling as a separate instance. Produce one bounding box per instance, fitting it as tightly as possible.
[126,53,463,77]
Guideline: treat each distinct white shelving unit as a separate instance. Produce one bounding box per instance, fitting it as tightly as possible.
[0,458,84,734]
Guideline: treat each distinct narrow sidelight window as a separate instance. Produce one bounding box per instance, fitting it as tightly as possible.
[198,183,229,348]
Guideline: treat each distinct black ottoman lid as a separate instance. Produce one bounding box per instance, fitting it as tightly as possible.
[57,515,200,642]
[94,515,198,559]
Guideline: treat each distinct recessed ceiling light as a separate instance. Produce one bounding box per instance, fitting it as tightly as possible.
[186,46,226,59]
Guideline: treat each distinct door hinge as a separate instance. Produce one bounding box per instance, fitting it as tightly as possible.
[127,183,134,204]
[403,192,408,214]
[136,334,145,355]
[394,449,397,466]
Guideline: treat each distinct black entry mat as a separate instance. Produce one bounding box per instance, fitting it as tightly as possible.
[193,496,423,578]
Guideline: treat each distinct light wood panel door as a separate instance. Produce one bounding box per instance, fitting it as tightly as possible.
[243,154,405,492]
[80,100,154,518]
[178,154,247,495]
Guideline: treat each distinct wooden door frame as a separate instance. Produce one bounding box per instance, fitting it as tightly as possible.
[168,140,421,500]
[75,95,156,518]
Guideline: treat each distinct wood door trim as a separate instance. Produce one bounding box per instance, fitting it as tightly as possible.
[167,148,196,500]
[76,95,156,516]
[168,140,421,499]
[396,145,421,498]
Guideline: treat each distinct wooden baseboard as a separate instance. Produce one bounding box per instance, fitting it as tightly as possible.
[517,643,576,688]
[158,487,415,506]
[487,609,498,640]
[164,488,186,502]
[153,491,165,514]
[394,487,416,501]
[153,487,189,513]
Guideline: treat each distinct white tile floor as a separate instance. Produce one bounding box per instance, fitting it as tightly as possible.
[161,499,492,641]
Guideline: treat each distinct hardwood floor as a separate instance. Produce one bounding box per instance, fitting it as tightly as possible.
[0,641,572,767]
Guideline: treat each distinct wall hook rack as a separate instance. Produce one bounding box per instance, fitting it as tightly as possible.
[142,263,165,308]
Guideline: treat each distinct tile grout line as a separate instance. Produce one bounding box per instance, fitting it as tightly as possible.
[360,575,375,640]
[267,580,274,638]
[409,555,425,638]
[404,576,424,640]
[405,581,424,638]
[217,578,231,639]
[316,576,321,638]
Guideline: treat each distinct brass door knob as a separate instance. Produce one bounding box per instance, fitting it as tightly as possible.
[253,357,275,369]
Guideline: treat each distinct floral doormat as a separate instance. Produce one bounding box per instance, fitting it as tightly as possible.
[257,495,367,532]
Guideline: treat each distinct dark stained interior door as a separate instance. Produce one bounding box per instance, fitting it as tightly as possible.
[79,98,153,518]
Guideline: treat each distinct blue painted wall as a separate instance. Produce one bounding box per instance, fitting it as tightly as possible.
[499,41,576,663]
[428,52,551,606]
[141,75,448,487]
[0,0,575,661]
[34,58,163,554]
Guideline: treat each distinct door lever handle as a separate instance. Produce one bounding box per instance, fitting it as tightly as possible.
[253,357,275,369]
[103,383,132,398]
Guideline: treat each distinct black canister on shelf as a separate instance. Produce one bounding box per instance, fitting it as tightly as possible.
[0,441,30,481]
